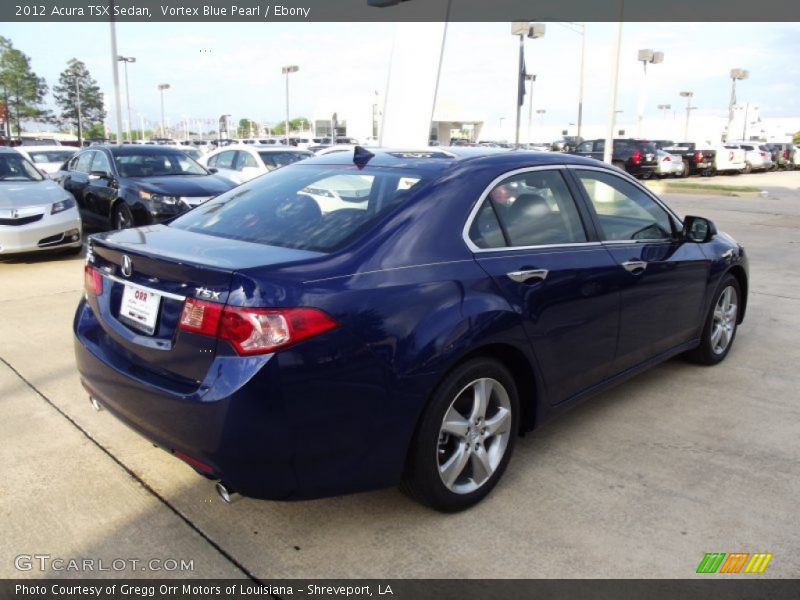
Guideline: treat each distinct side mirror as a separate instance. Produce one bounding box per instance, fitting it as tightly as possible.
[89,170,110,181]
[207,167,218,174]
[682,215,717,243]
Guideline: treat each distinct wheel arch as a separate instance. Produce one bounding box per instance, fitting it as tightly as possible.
[726,265,748,323]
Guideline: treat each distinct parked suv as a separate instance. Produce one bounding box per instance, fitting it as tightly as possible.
[571,138,658,178]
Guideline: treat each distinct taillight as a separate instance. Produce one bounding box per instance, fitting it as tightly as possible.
[760,151,768,157]
[694,151,704,162]
[84,265,103,296]
[662,155,671,162]
[632,150,642,164]
[783,149,789,159]
[179,300,338,356]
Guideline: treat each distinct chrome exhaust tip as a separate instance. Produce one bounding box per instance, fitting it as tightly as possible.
[89,397,103,411]
[215,482,240,504]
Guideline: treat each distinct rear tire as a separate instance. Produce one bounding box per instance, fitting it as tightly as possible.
[113,203,135,230]
[401,357,519,512]
[685,274,741,366]
[680,160,690,178]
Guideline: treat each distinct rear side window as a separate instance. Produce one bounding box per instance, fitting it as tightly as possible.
[468,170,587,249]
[170,166,426,252]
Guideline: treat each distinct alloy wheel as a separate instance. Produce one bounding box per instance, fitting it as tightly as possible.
[436,378,512,494]
[711,286,738,355]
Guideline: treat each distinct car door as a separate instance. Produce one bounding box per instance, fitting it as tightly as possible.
[62,151,95,221]
[210,150,239,183]
[569,166,711,373]
[467,167,622,404]
[233,149,262,181]
[85,149,119,221]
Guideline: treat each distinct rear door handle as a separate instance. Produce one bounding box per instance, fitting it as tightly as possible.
[622,260,648,274]
[507,269,549,283]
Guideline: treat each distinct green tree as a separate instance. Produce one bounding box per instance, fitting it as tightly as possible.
[53,58,106,145]
[793,131,800,145]
[0,36,50,137]
[271,117,310,136]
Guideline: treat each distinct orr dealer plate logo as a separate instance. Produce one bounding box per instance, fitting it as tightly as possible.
[696,552,773,574]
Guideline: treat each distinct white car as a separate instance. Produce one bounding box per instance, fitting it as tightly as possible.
[199,144,313,184]
[15,146,78,178]
[656,149,686,177]
[729,142,773,172]
[0,147,82,255]
[314,144,358,157]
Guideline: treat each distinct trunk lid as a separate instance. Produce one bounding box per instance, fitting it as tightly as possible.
[86,224,323,385]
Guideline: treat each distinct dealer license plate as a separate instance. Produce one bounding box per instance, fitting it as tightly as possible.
[119,284,162,335]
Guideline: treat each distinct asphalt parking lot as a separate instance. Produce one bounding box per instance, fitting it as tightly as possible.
[1,173,799,580]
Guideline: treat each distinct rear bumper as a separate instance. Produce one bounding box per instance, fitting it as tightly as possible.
[73,299,405,500]
[0,208,82,254]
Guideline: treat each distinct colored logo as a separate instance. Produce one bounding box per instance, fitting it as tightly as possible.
[696,552,773,574]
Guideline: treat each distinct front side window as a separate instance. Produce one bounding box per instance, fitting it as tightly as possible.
[468,169,587,249]
[575,169,674,241]
[75,152,94,173]
[91,151,112,175]
[236,151,258,170]
[576,141,593,153]
[170,165,426,253]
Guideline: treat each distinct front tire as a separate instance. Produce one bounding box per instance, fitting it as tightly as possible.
[401,357,519,512]
[686,274,741,365]
[113,203,135,230]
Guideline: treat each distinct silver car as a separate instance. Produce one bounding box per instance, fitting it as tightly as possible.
[0,147,82,255]
[656,149,686,177]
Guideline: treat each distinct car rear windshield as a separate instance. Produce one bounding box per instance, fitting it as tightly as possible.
[169,165,428,252]
[258,151,311,169]
[28,150,76,163]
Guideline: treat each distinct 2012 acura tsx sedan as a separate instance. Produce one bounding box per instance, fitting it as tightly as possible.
[73,147,748,512]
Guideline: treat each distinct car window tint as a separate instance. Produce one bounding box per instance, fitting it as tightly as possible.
[595,140,605,152]
[170,166,427,253]
[91,151,112,174]
[75,152,94,173]
[237,151,258,170]
[473,170,587,248]
[576,169,673,241]
[576,141,593,152]
[259,151,311,169]
[0,153,44,181]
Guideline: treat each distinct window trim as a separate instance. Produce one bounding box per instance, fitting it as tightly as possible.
[565,163,683,244]
[462,165,600,254]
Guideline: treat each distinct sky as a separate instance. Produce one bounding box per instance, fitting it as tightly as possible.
[4,20,800,138]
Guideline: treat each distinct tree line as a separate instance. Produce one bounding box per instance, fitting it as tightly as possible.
[0,36,105,140]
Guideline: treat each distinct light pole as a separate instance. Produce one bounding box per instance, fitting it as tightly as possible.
[117,56,135,141]
[554,22,586,140]
[603,16,623,164]
[109,12,123,144]
[726,68,749,142]
[526,74,536,144]
[512,22,545,148]
[679,91,695,141]
[536,109,546,132]
[157,83,170,137]
[636,48,664,137]
[281,65,299,145]
[657,103,671,119]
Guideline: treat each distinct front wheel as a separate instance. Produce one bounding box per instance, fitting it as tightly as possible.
[401,358,519,512]
[686,275,741,365]
[113,203,135,230]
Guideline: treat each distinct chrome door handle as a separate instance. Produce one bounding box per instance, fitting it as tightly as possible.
[622,260,648,274]
[507,269,549,283]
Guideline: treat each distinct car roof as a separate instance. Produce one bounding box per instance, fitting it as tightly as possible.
[301,146,607,173]
[14,145,77,153]
[98,144,194,156]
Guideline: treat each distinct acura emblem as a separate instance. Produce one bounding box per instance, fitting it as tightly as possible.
[121,255,133,277]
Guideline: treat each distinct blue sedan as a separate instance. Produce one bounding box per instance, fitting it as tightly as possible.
[73,148,748,511]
